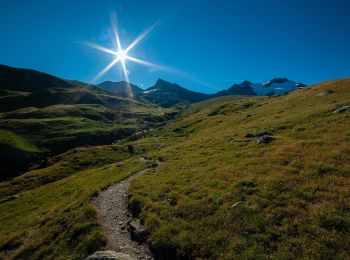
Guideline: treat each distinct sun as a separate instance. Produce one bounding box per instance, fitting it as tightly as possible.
[116,50,128,62]
[86,15,213,91]
[86,15,163,84]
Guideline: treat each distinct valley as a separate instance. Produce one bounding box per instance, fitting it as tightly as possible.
[0,65,349,259]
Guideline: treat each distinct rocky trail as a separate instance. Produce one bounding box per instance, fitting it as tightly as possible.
[90,159,160,260]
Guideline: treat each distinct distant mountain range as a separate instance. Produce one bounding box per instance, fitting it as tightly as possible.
[0,64,306,110]
[99,77,305,107]
[97,79,210,107]
[215,78,305,96]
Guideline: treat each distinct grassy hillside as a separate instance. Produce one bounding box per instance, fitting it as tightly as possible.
[0,138,160,259]
[0,102,170,180]
[0,103,163,152]
[0,130,40,153]
[0,65,174,181]
[0,87,144,112]
[0,78,349,259]
[129,79,350,259]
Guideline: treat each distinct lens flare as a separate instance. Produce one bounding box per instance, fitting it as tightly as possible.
[117,50,127,61]
[86,15,159,84]
[86,15,218,94]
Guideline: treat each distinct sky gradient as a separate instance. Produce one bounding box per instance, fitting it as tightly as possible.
[1,0,349,93]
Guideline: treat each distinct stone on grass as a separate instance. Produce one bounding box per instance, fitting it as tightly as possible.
[257,135,276,144]
[130,218,148,243]
[230,201,243,208]
[316,90,334,97]
[333,105,350,113]
[245,131,271,138]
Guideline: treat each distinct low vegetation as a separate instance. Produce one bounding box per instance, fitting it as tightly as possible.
[0,130,40,153]
[0,77,349,259]
[0,103,170,180]
[0,139,159,259]
[129,79,350,259]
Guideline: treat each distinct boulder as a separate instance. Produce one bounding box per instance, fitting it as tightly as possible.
[130,218,148,243]
[127,144,135,154]
[316,90,334,97]
[257,135,276,144]
[86,250,136,260]
[333,105,350,113]
[245,131,271,138]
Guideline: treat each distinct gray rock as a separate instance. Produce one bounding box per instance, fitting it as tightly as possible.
[130,218,148,243]
[230,201,243,208]
[86,250,136,260]
[333,105,350,113]
[316,90,334,97]
[257,135,276,144]
[245,131,271,138]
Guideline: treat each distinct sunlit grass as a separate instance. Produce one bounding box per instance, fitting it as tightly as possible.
[0,139,158,259]
[0,79,349,259]
[0,130,40,153]
[129,78,350,259]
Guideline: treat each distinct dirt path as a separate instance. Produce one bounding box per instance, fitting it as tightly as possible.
[91,163,154,259]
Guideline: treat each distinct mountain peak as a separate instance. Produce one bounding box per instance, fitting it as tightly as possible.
[262,78,290,87]
[154,78,182,89]
[155,78,168,84]
[98,81,143,97]
[270,77,289,83]
[216,77,306,97]
[142,79,209,107]
[240,80,252,87]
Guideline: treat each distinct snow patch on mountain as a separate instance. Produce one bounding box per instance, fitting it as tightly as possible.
[143,89,158,94]
[251,81,301,95]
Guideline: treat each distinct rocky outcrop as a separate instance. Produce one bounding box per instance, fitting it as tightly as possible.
[257,135,276,144]
[333,105,350,113]
[316,90,334,97]
[130,218,148,243]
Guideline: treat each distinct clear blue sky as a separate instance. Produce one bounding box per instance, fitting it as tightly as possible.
[1,0,349,93]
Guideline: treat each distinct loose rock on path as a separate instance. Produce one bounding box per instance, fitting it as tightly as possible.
[91,161,155,259]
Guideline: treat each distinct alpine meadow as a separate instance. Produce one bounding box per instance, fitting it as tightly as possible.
[0,1,349,259]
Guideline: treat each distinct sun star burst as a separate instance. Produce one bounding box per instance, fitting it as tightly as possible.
[87,16,162,85]
[86,15,217,97]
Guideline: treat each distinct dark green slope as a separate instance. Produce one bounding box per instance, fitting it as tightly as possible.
[0,65,171,180]
[98,81,143,98]
[0,64,77,91]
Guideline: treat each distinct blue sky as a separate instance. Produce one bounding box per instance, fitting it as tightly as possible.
[0,0,349,93]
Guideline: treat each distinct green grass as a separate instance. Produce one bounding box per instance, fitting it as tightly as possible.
[0,145,130,197]
[0,130,40,153]
[1,79,349,259]
[129,78,350,259]
[0,101,171,179]
[0,103,168,152]
[0,138,160,259]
